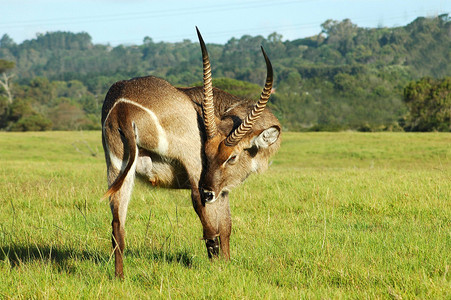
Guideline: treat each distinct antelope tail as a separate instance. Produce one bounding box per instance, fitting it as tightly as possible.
[102,122,138,200]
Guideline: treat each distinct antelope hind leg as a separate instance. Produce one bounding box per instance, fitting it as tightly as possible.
[108,168,135,278]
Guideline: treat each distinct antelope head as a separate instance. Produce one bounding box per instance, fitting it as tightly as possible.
[196,28,281,203]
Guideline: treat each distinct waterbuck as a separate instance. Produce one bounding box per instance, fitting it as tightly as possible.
[101,28,281,277]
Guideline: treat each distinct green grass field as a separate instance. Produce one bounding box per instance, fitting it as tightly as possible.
[0,131,450,298]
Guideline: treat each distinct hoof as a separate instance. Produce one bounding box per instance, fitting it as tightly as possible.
[205,237,220,258]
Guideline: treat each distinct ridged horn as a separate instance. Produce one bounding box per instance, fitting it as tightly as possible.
[224,47,273,147]
[196,27,217,140]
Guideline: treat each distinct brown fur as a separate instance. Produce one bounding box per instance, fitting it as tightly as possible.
[102,59,280,278]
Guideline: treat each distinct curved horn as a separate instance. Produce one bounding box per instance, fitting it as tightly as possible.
[224,47,273,147]
[196,27,217,140]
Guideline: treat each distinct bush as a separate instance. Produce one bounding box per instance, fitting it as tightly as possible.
[403,77,451,131]
[9,114,52,131]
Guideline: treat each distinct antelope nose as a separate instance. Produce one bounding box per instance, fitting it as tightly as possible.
[201,189,216,203]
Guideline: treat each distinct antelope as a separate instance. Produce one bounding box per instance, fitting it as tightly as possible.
[101,28,281,278]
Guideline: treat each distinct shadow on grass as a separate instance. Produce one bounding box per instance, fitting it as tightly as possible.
[1,243,195,272]
[138,248,195,268]
[0,243,105,273]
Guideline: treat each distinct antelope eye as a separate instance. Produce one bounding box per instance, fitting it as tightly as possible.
[227,154,238,165]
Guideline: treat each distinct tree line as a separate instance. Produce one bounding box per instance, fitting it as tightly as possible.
[0,14,450,131]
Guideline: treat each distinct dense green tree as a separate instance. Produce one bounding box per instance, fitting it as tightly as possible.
[0,59,14,73]
[403,77,451,131]
[322,18,358,57]
[0,34,15,48]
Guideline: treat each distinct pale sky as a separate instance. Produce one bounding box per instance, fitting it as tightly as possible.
[1,0,450,46]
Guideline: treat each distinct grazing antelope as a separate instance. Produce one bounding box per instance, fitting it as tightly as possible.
[101,28,281,278]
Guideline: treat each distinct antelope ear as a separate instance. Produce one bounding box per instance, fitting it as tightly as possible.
[252,126,280,149]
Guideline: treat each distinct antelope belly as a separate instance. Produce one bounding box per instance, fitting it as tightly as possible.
[136,155,190,189]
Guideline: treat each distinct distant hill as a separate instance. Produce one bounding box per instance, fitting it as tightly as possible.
[0,14,449,131]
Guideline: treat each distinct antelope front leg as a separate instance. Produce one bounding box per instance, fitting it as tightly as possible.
[205,236,220,258]
[204,193,232,260]
[111,211,125,278]
[191,189,231,260]
[217,192,231,260]
[191,188,219,258]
